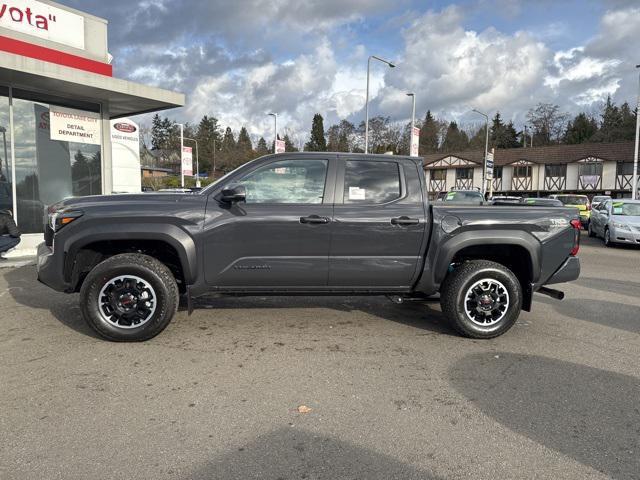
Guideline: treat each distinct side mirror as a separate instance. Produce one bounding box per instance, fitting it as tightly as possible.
[221,185,246,203]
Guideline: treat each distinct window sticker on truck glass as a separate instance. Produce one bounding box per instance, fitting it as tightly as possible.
[446,192,456,200]
[349,186,366,200]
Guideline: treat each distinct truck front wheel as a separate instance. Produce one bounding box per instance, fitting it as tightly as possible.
[79,254,179,342]
[440,260,522,339]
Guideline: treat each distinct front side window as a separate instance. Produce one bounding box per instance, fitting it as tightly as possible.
[239,159,327,204]
[343,160,401,204]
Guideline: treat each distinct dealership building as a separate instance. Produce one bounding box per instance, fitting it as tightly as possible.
[1,0,184,255]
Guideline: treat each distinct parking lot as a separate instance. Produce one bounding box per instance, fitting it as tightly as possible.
[1,233,638,480]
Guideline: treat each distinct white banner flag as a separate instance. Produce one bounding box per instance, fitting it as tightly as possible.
[410,127,420,157]
[275,139,286,154]
[485,152,494,180]
[182,146,193,176]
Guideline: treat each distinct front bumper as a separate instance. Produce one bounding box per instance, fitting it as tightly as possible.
[543,256,581,285]
[36,242,69,292]
[609,225,640,245]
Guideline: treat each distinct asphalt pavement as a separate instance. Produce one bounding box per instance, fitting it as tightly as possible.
[1,233,639,480]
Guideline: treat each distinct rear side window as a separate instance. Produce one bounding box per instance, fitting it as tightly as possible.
[343,161,401,204]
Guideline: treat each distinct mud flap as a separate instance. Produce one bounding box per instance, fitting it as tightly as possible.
[186,286,194,316]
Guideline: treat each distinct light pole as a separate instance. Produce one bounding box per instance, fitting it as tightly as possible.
[406,93,416,154]
[472,109,490,197]
[633,64,640,200]
[268,112,278,153]
[179,123,185,188]
[365,55,395,154]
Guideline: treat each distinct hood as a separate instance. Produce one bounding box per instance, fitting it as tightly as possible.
[53,193,196,210]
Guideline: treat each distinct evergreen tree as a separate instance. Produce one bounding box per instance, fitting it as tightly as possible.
[441,121,469,152]
[255,137,269,156]
[220,127,237,170]
[151,114,171,150]
[305,113,327,151]
[469,124,488,151]
[419,110,439,153]
[594,96,622,143]
[236,126,254,163]
[196,115,222,172]
[563,113,599,144]
[283,134,298,152]
[618,102,637,141]
[326,120,355,152]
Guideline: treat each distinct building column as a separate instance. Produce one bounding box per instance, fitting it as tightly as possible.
[100,103,113,195]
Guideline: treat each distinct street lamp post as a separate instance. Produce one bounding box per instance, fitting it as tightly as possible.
[472,109,490,197]
[406,93,416,154]
[268,112,278,153]
[633,64,640,200]
[179,123,185,188]
[0,126,7,180]
[365,55,395,154]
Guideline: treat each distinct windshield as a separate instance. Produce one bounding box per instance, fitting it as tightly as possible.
[556,195,588,206]
[612,202,640,216]
[444,191,483,202]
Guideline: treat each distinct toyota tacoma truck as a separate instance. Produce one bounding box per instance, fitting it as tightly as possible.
[37,153,581,341]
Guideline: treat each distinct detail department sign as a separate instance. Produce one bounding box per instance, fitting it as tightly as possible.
[49,105,101,145]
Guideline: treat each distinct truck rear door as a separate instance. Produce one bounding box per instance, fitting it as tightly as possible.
[328,156,428,288]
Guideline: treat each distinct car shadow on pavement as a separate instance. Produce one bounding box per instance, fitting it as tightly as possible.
[536,295,640,334]
[189,295,456,336]
[2,265,100,339]
[575,276,640,298]
[187,427,443,480]
[450,352,640,480]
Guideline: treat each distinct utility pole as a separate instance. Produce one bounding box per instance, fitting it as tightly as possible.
[472,109,490,197]
[365,55,395,154]
[268,113,278,153]
[180,123,184,188]
[633,64,640,200]
[406,93,416,155]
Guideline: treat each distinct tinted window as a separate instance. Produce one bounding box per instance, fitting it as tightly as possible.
[557,195,588,206]
[239,159,327,204]
[344,161,401,204]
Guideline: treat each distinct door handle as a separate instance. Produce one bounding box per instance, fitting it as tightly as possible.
[300,215,330,224]
[391,216,420,226]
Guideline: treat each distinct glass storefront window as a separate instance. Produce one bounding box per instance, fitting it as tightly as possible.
[12,94,102,234]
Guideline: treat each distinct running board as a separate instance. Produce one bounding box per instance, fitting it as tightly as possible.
[537,286,565,300]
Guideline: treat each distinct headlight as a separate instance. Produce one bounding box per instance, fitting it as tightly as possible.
[612,221,630,231]
[47,208,83,232]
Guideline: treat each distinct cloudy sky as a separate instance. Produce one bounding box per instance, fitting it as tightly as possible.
[67,0,640,141]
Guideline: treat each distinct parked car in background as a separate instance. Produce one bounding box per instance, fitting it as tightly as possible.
[550,194,591,227]
[591,195,611,209]
[438,189,485,205]
[589,199,640,247]
[489,195,521,204]
[521,198,564,207]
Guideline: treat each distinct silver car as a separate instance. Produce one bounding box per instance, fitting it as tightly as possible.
[588,199,640,247]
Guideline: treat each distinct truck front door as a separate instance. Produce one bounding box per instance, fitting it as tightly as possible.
[203,156,336,288]
[328,157,427,289]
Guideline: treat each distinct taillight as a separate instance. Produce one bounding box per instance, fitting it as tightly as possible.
[570,219,581,256]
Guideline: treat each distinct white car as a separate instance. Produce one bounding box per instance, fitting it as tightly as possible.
[589,199,640,247]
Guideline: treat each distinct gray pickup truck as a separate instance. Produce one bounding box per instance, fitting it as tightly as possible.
[37,153,581,341]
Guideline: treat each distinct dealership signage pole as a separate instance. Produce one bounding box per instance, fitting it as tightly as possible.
[633,64,640,200]
[472,109,490,197]
[365,55,395,154]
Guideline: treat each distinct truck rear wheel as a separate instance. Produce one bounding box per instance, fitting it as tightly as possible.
[80,254,179,342]
[440,260,522,339]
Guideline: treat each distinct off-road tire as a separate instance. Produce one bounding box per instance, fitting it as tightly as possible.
[80,253,179,341]
[440,260,522,339]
